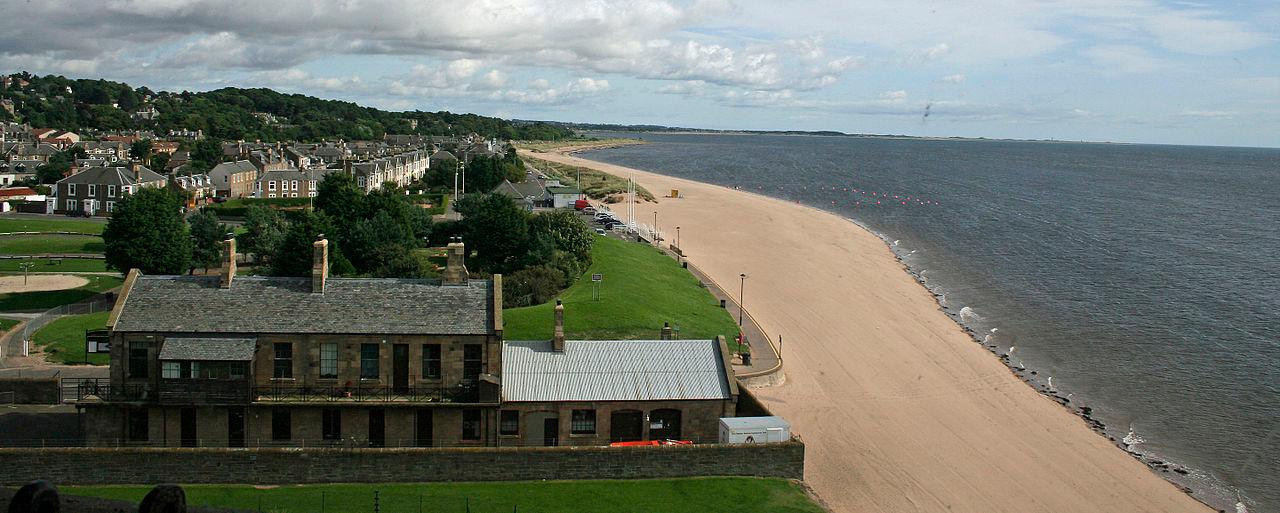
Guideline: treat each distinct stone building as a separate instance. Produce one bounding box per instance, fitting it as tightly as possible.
[79,240,738,448]
[52,164,166,216]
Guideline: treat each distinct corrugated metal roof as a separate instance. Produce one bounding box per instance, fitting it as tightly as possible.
[502,339,732,402]
[159,337,256,361]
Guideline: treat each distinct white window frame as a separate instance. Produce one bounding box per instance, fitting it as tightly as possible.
[67,183,76,196]
[268,181,276,191]
[291,180,299,191]
[66,199,77,211]
[107,184,116,198]
[106,201,115,213]
[268,193,276,199]
[87,184,96,197]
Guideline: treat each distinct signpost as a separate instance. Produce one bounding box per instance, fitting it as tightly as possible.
[591,273,603,301]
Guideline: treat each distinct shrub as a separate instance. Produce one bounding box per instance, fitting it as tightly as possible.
[503,265,566,307]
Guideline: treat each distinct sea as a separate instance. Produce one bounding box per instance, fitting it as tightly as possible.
[578,132,1280,512]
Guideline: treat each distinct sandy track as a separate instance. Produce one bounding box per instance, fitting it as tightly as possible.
[0,274,88,294]
[527,148,1212,513]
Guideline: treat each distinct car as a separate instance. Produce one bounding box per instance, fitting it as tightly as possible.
[595,228,607,235]
[582,207,597,215]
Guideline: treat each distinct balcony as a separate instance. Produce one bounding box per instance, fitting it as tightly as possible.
[252,383,481,404]
[159,378,250,404]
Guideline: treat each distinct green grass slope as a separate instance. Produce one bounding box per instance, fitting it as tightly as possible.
[0,218,105,235]
[0,274,121,311]
[0,234,104,255]
[31,311,110,365]
[65,478,824,513]
[503,236,738,343]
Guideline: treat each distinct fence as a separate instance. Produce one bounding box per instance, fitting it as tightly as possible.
[18,295,115,356]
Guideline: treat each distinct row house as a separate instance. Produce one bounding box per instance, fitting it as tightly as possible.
[79,240,738,448]
[208,160,258,199]
[348,148,430,192]
[171,173,215,209]
[255,168,330,199]
[79,141,129,162]
[2,122,34,143]
[2,142,59,163]
[53,165,167,216]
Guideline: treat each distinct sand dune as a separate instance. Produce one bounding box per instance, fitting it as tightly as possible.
[525,148,1212,513]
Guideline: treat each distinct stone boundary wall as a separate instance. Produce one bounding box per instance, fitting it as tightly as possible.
[0,441,804,485]
[0,378,59,404]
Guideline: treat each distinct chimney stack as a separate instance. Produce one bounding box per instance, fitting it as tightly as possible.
[553,299,565,352]
[443,238,468,285]
[311,235,328,293]
[660,322,673,340]
[219,233,236,289]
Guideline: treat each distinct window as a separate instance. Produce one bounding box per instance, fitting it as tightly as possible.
[162,361,180,378]
[273,343,293,379]
[106,201,115,212]
[360,343,379,379]
[107,184,116,197]
[462,408,481,441]
[127,342,149,379]
[463,344,482,382]
[127,409,149,441]
[320,343,338,379]
[500,410,519,436]
[87,184,96,196]
[271,408,291,441]
[66,199,77,211]
[268,180,276,191]
[322,408,341,441]
[291,180,299,191]
[422,344,441,379]
[268,193,276,198]
[67,183,76,195]
[571,409,596,435]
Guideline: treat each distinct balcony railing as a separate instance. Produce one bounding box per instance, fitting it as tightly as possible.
[252,383,480,403]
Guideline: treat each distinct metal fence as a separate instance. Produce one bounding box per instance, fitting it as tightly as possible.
[17,295,115,356]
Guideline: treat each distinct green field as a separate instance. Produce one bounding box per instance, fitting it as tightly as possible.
[0,274,122,312]
[504,236,738,344]
[64,478,822,513]
[31,311,110,365]
[0,317,18,333]
[0,234,104,255]
[0,258,109,272]
[0,217,105,235]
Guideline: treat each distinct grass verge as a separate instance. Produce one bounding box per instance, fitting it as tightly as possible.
[0,317,18,333]
[0,259,108,273]
[64,478,823,513]
[0,217,105,235]
[31,311,110,365]
[0,234,104,255]
[504,236,738,344]
[0,274,121,312]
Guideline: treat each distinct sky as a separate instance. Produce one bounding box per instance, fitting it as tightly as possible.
[1,0,1277,147]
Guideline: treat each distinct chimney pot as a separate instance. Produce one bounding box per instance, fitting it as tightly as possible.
[219,234,237,289]
[553,299,565,352]
[311,237,329,293]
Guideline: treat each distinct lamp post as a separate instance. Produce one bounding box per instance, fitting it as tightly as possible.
[738,273,747,326]
[653,211,658,246]
[676,226,681,262]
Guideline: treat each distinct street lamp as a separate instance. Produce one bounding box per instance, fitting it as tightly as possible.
[738,273,747,326]
[676,226,681,249]
[653,211,659,246]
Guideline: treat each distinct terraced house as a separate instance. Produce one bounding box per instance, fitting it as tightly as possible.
[78,238,739,448]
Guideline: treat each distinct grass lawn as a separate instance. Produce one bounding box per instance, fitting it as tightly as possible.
[0,234,104,255]
[0,258,109,273]
[0,217,105,235]
[504,236,739,344]
[31,311,110,365]
[0,317,18,333]
[0,274,122,312]
[64,478,823,513]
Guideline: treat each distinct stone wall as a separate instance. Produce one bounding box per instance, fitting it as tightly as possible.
[0,441,804,485]
[0,378,59,404]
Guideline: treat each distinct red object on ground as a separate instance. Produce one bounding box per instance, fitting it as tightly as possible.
[574,199,590,210]
[608,440,693,447]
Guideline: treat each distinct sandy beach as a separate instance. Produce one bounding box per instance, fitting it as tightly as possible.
[524,146,1214,513]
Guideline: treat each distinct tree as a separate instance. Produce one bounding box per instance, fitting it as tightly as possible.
[503,265,567,307]
[239,205,286,262]
[270,210,346,277]
[344,210,420,275]
[456,194,530,274]
[129,139,152,161]
[103,188,192,274]
[314,172,364,226]
[150,152,171,172]
[187,210,229,273]
[190,138,223,169]
[529,210,593,263]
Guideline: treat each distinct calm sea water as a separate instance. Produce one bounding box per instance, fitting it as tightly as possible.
[580,132,1280,512]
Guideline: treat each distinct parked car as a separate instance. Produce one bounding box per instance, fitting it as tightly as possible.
[574,199,591,210]
[583,207,597,215]
[595,228,607,235]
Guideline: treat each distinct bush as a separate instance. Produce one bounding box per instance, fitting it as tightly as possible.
[503,265,566,307]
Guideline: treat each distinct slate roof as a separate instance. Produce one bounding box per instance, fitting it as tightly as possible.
[546,186,579,195]
[159,337,256,361]
[114,275,495,336]
[57,166,164,186]
[502,339,732,402]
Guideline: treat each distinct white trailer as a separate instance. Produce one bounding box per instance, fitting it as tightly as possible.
[718,416,791,444]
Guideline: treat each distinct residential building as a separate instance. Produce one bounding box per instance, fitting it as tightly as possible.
[208,160,258,199]
[547,185,581,209]
[170,173,214,208]
[79,241,738,448]
[53,164,166,216]
[79,141,129,162]
[494,178,552,210]
[348,148,430,192]
[255,168,329,199]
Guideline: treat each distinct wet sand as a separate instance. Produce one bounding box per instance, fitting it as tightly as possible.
[522,146,1213,513]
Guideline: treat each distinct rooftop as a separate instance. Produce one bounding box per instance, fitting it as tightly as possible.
[501,339,733,402]
[113,275,496,336]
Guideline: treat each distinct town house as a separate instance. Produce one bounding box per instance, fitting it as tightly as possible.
[53,164,167,216]
[208,160,258,199]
